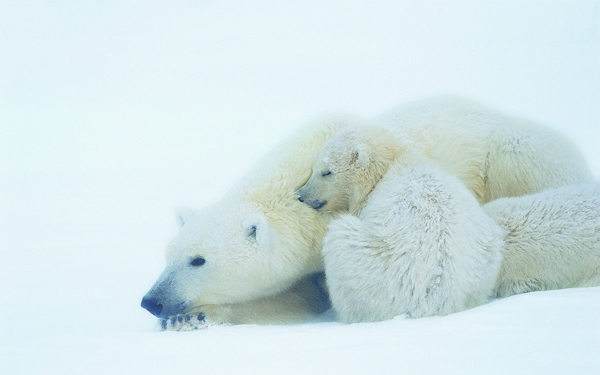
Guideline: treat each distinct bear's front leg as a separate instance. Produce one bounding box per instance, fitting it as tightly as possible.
[156,273,330,330]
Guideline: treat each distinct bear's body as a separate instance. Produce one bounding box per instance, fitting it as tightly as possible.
[485,184,600,297]
[142,97,593,329]
[298,96,592,215]
[323,165,505,323]
[375,97,593,203]
[324,166,600,323]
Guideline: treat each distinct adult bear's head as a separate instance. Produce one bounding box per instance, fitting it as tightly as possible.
[141,201,307,318]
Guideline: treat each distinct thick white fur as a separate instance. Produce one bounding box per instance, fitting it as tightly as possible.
[298,96,592,215]
[144,96,593,327]
[323,165,505,323]
[324,166,600,323]
[484,183,600,297]
[376,96,593,203]
[142,115,365,325]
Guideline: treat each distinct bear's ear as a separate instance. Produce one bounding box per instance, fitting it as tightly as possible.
[242,213,272,248]
[351,143,371,169]
[176,206,197,228]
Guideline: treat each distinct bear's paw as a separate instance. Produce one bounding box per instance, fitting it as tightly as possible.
[157,312,213,332]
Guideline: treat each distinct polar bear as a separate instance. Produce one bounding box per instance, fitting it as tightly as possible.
[142,96,592,329]
[324,165,600,323]
[298,97,592,215]
[485,183,600,297]
[141,115,360,329]
[323,164,505,323]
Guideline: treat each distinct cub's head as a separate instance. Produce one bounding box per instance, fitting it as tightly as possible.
[297,126,399,215]
[141,201,302,319]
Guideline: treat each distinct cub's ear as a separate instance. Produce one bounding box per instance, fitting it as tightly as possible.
[351,143,371,168]
[242,213,273,248]
[176,206,198,228]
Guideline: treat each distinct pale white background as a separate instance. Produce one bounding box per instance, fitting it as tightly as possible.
[1,1,599,374]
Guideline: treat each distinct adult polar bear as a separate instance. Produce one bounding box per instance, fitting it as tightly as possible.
[142,115,357,328]
[142,96,592,329]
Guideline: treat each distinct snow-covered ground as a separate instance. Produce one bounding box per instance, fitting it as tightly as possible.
[1,1,599,374]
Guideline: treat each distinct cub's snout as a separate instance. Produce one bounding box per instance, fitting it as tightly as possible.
[297,187,327,210]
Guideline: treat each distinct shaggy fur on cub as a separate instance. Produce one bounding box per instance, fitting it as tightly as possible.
[323,165,504,323]
[324,165,600,323]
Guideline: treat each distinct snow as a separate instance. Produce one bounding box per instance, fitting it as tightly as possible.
[1,1,599,374]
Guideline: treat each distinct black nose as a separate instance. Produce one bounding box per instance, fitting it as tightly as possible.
[141,296,163,317]
[296,189,305,203]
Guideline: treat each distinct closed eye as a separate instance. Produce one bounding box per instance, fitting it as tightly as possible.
[247,225,257,239]
[321,170,332,177]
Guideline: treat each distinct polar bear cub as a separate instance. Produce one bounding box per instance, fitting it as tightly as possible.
[323,165,505,323]
[297,97,592,215]
[297,125,430,214]
[324,165,600,323]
